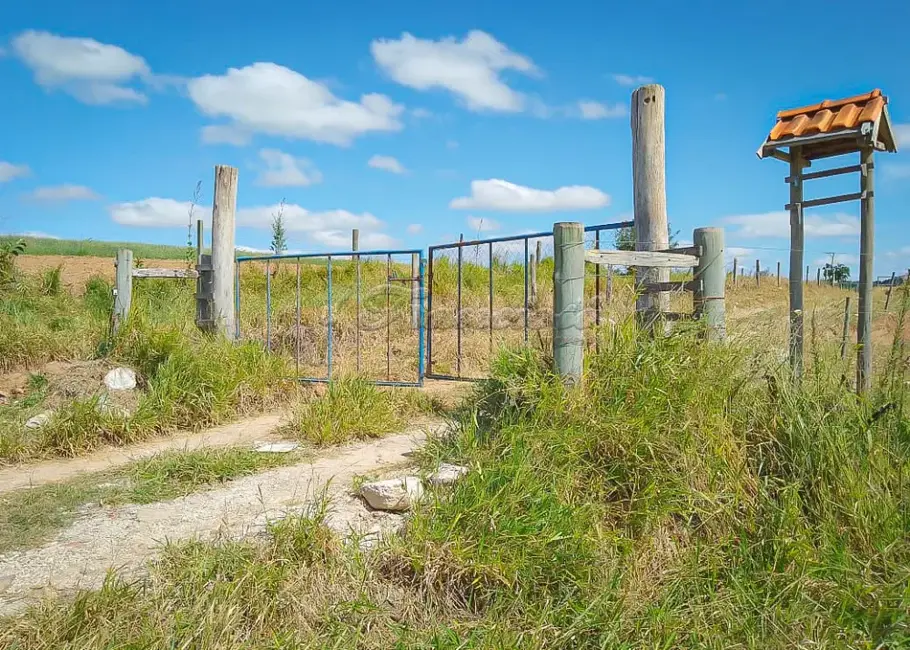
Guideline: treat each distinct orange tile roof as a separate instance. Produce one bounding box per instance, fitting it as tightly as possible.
[769,89,887,141]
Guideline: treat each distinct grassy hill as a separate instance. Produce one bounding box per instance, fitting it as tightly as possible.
[1,235,190,260]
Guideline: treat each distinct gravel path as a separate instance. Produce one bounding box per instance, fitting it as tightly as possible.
[0,413,287,494]
[0,422,444,617]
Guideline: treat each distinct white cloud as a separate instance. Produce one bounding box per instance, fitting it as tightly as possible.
[467,216,500,232]
[11,30,150,105]
[577,100,627,120]
[722,211,860,238]
[371,30,538,112]
[310,230,398,249]
[0,161,31,182]
[188,62,404,146]
[256,149,322,187]
[28,184,100,201]
[368,154,407,174]
[725,246,755,265]
[451,179,610,212]
[612,73,654,87]
[894,123,910,148]
[3,231,61,239]
[110,197,205,227]
[406,223,423,234]
[110,197,395,248]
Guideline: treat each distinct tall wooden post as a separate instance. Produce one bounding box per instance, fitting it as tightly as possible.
[885,271,897,310]
[693,228,726,341]
[553,222,584,386]
[756,259,761,287]
[536,240,542,268]
[529,253,538,307]
[816,268,821,286]
[789,148,805,379]
[733,258,738,285]
[113,249,133,334]
[211,165,238,339]
[856,146,875,394]
[632,84,669,328]
[777,261,781,287]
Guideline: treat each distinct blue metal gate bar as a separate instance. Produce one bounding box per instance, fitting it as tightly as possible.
[236,248,425,387]
[426,221,633,381]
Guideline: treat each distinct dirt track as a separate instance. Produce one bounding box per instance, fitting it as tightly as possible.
[16,256,187,290]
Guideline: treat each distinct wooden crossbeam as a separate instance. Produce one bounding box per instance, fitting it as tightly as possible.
[585,249,699,268]
[132,268,199,279]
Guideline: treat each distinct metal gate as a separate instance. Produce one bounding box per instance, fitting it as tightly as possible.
[235,248,425,386]
[426,221,632,380]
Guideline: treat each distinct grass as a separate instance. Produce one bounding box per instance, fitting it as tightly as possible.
[3,315,908,647]
[0,446,303,554]
[0,235,191,260]
[287,377,444,445]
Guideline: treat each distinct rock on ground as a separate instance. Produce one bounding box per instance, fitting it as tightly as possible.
[428,463,468,486]
[103,368,136,391]
[360,477,424,512]
[24,411,54,430]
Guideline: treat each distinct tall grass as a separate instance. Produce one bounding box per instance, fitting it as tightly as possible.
[0,236,190,260]
[4,324,907,647]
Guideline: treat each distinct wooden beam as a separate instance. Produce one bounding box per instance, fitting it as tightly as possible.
[586,249,698,268]
[659,245,701,257]
[786,163,864,183]
[785,191,865,210]
[132,268,199,279]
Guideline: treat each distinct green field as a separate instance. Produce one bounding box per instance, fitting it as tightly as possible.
[0,235,195,260]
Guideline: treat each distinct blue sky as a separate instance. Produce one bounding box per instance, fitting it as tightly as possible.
[1,0,908,277]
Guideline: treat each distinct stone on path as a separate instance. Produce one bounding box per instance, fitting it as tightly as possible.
[427,463,469,486]
[360,477,424,512]
[24,411,54,430]
[104,368,137,391]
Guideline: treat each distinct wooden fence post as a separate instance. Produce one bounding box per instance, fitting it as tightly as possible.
[529,253,538,307]
[884,271,897,311]
[113,249,133,334]
[816,267,821,286]
[693,228,726,342]
[732,258,738,286]
[789,150,806,380]
[353,228,361,372]
[777,261,781,287]
[856,146,876,393]
[755,259,760,287]
[840,296,852,360]
[536,240,542,267]
[211,165,238,339]
[632,84,669,328]
[553,222,584,386]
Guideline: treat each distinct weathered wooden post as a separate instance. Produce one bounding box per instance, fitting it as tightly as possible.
[856,145,875,393]
[632,84,669,329]
[553,222,584,386]
[211,165,238,339]
[529,252,538,307]
[777,261,781,287]
[816,267,821,286]
[885,271,897,310]
[755,259,761,287]
[790,151,806,379]
[840,296,852,360]
[693,228,726,342]
[113,249,133,334]
[732,258,738,286]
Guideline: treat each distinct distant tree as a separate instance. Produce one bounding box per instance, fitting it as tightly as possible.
[823,262,850,284]
[270,199,287,255]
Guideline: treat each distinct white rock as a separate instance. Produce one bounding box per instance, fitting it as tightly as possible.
[254,442,300,453]
[428,463,469,486]
[360,477,424,512]
[24,411,54,429]
[104,367,137,391]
